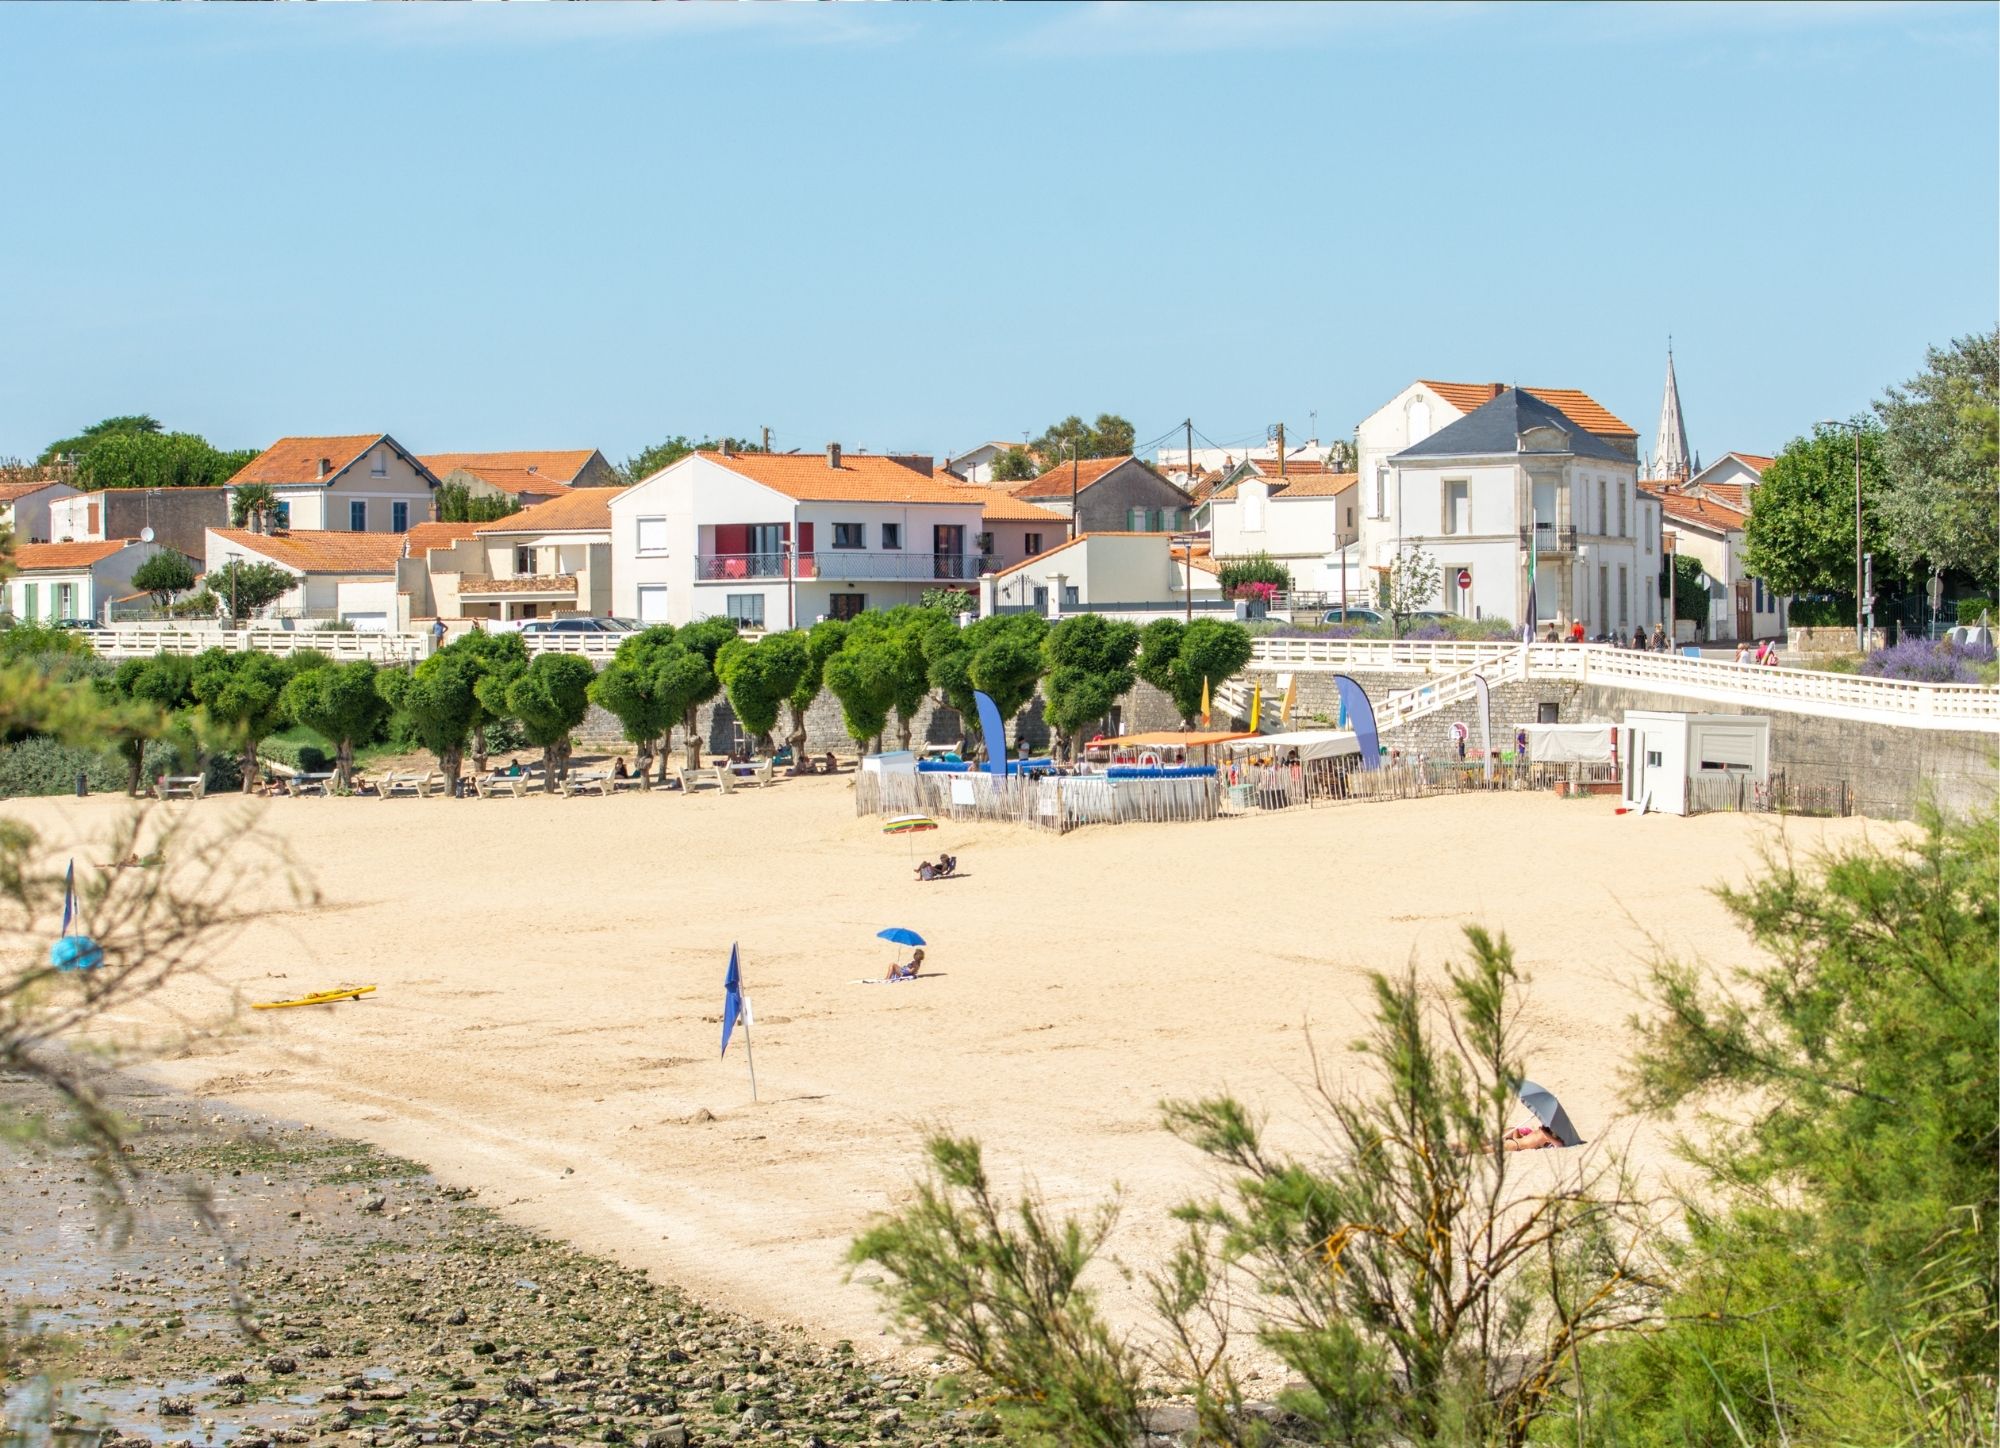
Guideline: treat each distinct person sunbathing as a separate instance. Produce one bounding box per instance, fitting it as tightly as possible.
[915,860,938,881]
[937,853,957,877]
[1502,1123,1565,1151]
[885,948,925,981]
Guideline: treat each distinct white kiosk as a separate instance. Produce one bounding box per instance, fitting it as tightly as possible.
[1620,711,1771,816]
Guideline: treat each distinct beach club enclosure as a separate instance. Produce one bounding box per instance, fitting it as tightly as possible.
[4,538,190,624]
[224,434,439,535]
[610,447,988,629]
[1620,710,1771,816]
[203,527,408,629]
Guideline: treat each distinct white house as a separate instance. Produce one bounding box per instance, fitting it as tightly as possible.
[444,488,618,623]
[418,448,621,510]
[6,539,188,624]
[982,532,1223,618]
[1385,388,1657,636]
[203,527,408,629]
[1682,451,1772,512]
[943,441,1025,485]
[0,475,80,545]
[610,446,991,630]
[1204,463,1362,600]
[225,434,439,534]
[1647,485,1785,642]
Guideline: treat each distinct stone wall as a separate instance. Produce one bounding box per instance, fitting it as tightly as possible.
[1239,667,1584,760]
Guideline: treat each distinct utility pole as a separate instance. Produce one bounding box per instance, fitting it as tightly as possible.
[1276,421,1286,479]
[1069,426,1081,541]
[1852,428,1864,652]
[1185,418,1194,488]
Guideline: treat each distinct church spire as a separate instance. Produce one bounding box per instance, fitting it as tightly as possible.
[1652,340,1692,483]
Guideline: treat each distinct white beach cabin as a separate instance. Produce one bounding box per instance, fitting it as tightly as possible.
[1620,710,1771,816]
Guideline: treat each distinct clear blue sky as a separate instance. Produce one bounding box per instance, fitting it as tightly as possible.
[1,2,1993,471]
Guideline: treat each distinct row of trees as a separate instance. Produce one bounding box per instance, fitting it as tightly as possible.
[990,412,1138,483]
[1744,328,1998,607]
[19,413,256,491]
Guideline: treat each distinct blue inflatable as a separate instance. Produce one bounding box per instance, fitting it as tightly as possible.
[50,934,104,972]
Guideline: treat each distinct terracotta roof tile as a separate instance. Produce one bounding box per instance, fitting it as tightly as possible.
[420,451,597,495]
[1246,457,1345,477]
[1642,487,1748,533]
[991,531,1196,580]
[210,528,406,574]
[12,539,136,570]
[1726,452,1773,473]
[1421,381,1635,438]
[226,435,390,488]
[1010,455,1144,500]
[403,522,484,558]
[473,486,623,535]
[959,489,1068,522]
[1211,471,1359,503]
[0,476,73,505]
[697,452,986,505]
[1697,483,1746,510]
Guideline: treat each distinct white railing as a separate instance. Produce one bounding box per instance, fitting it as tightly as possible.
[96,627,428,665]
[518,633,624,659]
[1245,638,2000,732]
[1378,659,1509,731]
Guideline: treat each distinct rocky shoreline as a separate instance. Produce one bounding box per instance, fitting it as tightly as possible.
[0,1070,993,1448]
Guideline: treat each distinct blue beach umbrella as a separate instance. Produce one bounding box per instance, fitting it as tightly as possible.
[1516,1079,1581,1146]
[876,927,926,947]
[51,859,103,972]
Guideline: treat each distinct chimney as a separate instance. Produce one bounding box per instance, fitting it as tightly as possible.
[720,440,731,458]
[827,442,843,469]
[316,457,331,480]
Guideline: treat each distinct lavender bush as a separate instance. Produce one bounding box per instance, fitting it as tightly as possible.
[1861,637,1997,684]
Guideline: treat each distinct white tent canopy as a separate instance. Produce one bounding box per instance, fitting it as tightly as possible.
[1522,723,1615,763]
[1224,729,1361,761]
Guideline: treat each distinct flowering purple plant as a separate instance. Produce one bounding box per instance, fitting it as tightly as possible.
[1861,637,1996,684]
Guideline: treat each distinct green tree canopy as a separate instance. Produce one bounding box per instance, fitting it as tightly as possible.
[1873,327,2000,589]
[989,447,1038,484]
[504,653,596,781]
[620,433,768,484]
[208,559,298,621]
[923,613,1047,757]
[379,630,527,783]
[281,659,387,790]
[589,623,730,779]
[435,482,521,524]
[1031,414,1136,474]
[1659,554,1710,626]
[37,414,162,464]
[68,429,256,491]
[1137,617,1252,724]
[837,608,936,751]
[782,618,848,760]
[718,631,809,750]
[1742,423,1890,599]
[190,648,298,793]
[1040,614,1138,758]
[131,551,196,608]
[99,652,196,795]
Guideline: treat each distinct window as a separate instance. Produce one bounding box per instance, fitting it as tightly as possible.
[1344,505,1354,530]
[1031,585,1048,610]
[273,501,290,529]
[349,499,367,531]
[1618,565,1629,627]
[881,523,901,550]
[832,523,865,549]
[1616,483,1627,538]
[974,532,994,556]
[1023,532,1043,556]
[56,582,75,618]
[1128,507,1146,531]
[1443,480,1469,534]
[724,594,765,628]
[1594,480,1606,535]
[1374,466,1388,518]
[636,517,668,555]
[371,448,388,477]
[21,583,35,620]
[828,592,866,620]
[636,585,670,623]
[1754,578,1766,612]
[1538,702,1560,724]
[1063,585,1079,606]
[515,545,536,575]
[1598,564,1609,626]
[392,501,409,533]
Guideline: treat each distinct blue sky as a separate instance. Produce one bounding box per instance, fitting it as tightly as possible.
[1,1,1993,471]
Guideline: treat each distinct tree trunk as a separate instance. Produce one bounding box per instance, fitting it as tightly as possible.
[442,746,463,791]
[635,738,653,781]
[787,705,809,766]
[897,710,914,751]
[123,740,145,798]
[336,738,354,791]
[654,734,671,783]
[542,741,557,783]
[241,742,259,794]
[683,706,703,769]
[471,726,489,777]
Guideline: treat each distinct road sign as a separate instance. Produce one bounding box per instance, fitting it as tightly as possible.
[1456,568,1472,590]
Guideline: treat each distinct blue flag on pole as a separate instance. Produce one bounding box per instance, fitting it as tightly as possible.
[61,859,75,937]
[721,943,745,1057]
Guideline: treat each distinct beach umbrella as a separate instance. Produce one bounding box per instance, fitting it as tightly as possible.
[1516,1079,1581,1146]
[876,927,926,947]
[883,815,937,835]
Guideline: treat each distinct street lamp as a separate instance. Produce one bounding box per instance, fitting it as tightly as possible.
[1818,419,1866,652]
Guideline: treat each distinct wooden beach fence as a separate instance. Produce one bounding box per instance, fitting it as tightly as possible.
[855,768,1220,834]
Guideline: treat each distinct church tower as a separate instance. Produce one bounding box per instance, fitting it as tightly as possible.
[1652,343,1692,482]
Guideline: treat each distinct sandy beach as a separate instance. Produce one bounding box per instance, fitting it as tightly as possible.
[17,781,1887,1359]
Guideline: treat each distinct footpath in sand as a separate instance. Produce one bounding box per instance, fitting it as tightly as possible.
[20,781,1884,1356]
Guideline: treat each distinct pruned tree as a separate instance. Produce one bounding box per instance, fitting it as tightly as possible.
[99,652,195,795]
[669,617,737,767]
[189,648,298,793]
[504,653,596,782]
[924,612,1047,758]
[377,631,526,786]
[1040,614,1138,759]
[131,551,195,609]
[784,618,848,764]
[1137,617,1253,725]
[823,637,895,754]
[281,659,387,789]
[718,630,809,753]
[210,558,298,621]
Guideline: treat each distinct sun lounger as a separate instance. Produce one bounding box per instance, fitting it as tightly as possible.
[751,759,775,788]
[153,774,206,801]
[677,767,719,793]
[293,772,335,796]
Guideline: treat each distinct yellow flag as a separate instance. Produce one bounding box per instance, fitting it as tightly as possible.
[1281,673,1297,724]
[1249,683,1262,732]
[1200,675,1211,727]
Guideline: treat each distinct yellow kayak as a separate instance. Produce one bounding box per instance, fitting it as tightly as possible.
[252,985,377,1010]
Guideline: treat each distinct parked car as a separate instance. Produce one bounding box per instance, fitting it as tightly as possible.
[1321,606,1386,625]
[51,617,107,632]
[517,617,635,636]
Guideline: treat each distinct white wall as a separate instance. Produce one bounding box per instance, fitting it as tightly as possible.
[7,542,177,623]
[26,485,86,543]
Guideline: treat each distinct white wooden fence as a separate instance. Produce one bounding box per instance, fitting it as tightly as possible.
[94,626,428,665]
[856,768,1220,834]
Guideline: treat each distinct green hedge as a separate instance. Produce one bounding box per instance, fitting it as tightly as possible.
[1787,597,1853,627]
[260,726,335,774]
[1956,598,1997,624]
[0,738,239,798]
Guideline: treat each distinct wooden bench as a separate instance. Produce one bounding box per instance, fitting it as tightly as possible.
[153,775,206,801]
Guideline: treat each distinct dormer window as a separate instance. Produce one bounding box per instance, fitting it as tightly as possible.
[372,448,388,477]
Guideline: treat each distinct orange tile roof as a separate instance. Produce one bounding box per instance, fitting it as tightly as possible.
[961,489,1068,522]
[403,522,484,558]
[227,435,391,488]
[990,531,1190,579]
[1210,471,1359,503]
[1246,457,1344,476]
[1421,382,1635,438]
[11,539,136,571]
[1725,452,1773,473]
[697,452,988,505]
[420,450,596,493]
[1697,483,1746,510]
[1643,487,1748,533]
[210,528,407,574]
[1009,455,1144,500]
[0,476,73,505]
[473,486,622,535]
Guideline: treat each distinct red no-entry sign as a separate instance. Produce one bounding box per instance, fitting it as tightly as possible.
[1456,568,1472,590]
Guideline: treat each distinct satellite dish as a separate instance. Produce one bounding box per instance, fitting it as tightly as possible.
[139,527,156,543]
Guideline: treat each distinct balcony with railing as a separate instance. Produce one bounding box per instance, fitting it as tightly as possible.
[1518,523,1579,554]
[458,573,580,600]
[695,551,994,583]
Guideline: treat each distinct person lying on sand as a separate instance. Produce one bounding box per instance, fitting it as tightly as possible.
[884,948,925,981]
[915,860,937,881]
[1501,1123,1565,1151]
